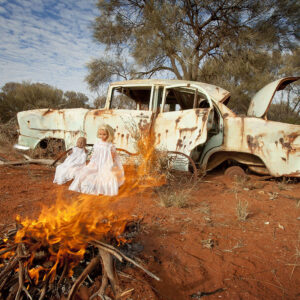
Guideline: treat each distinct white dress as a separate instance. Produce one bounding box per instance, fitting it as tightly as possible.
[53,147,87,185]
[69,139,124,196]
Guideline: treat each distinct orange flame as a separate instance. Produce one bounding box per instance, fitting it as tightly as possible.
[1,135,166,283]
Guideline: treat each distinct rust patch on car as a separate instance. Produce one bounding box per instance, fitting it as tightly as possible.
[42,109,53,116]
[240,117,245,144]
[176,138,183,150]
[278,134,298,160]
[138,120,150,132]
[195,129,202,141]
[93,109,113,117]
[202,111,208,123]
[287,132,299,143]
[157,133,161,144]
[175,116,181,129]
[247,135,264,153]
[279,138,293,151]
[179,126,197,136]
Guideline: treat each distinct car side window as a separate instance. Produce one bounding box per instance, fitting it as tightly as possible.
[110,87,151,110]
[163,87,210,112]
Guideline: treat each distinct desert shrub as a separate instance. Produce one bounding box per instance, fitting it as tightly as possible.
[0,82,90,123]
[155,182,195,208]
[0,117,18,146]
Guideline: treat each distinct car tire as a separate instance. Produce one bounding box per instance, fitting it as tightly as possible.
[224,166,246,179]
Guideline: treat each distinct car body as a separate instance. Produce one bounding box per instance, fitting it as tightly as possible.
[16,77,300,177]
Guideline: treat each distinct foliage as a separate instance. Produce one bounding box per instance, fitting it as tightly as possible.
[0,82,90,123]
[93,96,106,108]
[0,117,18,145]
[200,48,300,122]
[87,0,299,123]
[87,0,299,90]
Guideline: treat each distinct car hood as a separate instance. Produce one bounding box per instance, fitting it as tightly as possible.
[247,77,299,118]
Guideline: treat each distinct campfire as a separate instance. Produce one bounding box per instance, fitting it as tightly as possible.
[0,136,165,299]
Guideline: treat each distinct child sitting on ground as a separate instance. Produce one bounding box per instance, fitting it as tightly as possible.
[69,124,124,196]
[53,137,87,185]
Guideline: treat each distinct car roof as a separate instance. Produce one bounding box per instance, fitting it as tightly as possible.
[110,79,230,103]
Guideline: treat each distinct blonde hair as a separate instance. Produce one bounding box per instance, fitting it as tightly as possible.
[97,124,114,143]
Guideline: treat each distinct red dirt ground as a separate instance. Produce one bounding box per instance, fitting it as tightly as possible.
[1,147,300,300]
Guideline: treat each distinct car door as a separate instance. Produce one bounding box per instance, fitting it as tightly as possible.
[153,84,214,154]
[84,85,154,153]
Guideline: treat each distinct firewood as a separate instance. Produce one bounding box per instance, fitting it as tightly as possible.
[38,273,50,300]
[16,243,26,300]
[57,260,68,287]
[99,248,120,298]
[90,241,123,262]
[0,219,160,299]
[0,245,16,256]
[67,256,101,300]
[0,255,18,283]
[92,240,160,281]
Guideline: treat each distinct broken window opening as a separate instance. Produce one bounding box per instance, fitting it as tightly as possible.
[110,87,152,110]
[163,87,210,112]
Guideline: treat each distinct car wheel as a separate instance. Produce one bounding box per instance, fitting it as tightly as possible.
[224,166,246,179]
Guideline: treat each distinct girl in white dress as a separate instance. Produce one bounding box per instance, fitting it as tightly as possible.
[53,137,87,185]
[69,125,124,196]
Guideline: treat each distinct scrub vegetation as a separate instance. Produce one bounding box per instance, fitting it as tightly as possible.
[87,0,299,120]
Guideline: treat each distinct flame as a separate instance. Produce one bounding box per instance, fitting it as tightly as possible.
[1,134,166,283]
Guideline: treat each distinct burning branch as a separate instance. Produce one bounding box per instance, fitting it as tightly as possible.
[0,220,160,300]
[67,256,100,300]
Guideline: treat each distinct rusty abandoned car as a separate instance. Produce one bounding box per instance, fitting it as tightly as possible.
[16,77,300,177]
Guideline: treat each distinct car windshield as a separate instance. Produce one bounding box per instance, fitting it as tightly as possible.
[110,86,152,110]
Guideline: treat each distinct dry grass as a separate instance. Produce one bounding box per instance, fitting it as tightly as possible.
[201,238,214,249]
[155,185,192,208]
[232,175,266,191]
[288,231,300,279]
[268,192,279,200]
[277,182,290,191]
[236,199,249,221]
[194,202,211,215]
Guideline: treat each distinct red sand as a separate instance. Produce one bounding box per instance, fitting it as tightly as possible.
[1,150,300,299]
